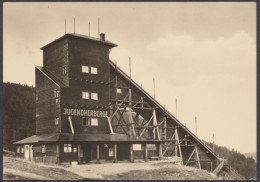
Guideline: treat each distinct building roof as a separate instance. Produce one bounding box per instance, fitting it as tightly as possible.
[14,133,159,144]
[40,33,118,50]
[36,66,68,88]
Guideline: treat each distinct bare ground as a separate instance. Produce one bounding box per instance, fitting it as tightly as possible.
[3,154,219,180]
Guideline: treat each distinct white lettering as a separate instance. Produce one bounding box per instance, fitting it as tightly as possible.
[63,108,108,117]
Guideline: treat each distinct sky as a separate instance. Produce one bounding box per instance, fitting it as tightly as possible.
[3,2,256,153]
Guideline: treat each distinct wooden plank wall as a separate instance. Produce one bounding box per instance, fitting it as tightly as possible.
[36,69,61,134]
[43,38,69,87]
[33,144,58,163]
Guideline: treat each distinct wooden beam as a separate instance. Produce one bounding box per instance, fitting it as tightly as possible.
[153,110,156,139]
[185,147,195,166]
[96,143,100,164]
[56,144,60,163]
[139,114,154,137]
[115,76,118,105]
[114,143,117,163]
[162,131,176,156]
[107,117,114,134]
[130,143,134,162]
[68,116,74,134]
[175,128,182,159]
[78,144,81,163]
[153,110,160,140]
[164,118,167,140]
[144,143,148,161]
[159,143,162,159]
[195,146,201,169]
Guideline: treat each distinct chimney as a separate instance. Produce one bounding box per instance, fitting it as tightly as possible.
[100,33,105,41]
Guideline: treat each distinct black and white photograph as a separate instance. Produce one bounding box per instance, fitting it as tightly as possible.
[3,2,257,180]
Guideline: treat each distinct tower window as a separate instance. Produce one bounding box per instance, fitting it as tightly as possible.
[91,67,98,74]
[82,117,91,126]
[117,88,122,94]
[54,117,59,125]
[82,65,89,73]
[54,90,60,103]
[82,92,89,99]
[91,92,98,100]
[54,90,60,98]
[91,118,98,126]
[62,66,68,75]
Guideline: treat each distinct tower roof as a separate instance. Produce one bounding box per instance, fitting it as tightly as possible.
[40,33,118,50]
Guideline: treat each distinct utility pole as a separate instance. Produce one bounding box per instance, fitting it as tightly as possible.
[195,117,197,136]
[175,98,178,118]
[213,133,215,153]
[153,78,155,99]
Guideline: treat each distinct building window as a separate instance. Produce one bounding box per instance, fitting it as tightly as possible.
[133,144,143,151]
[147,144,156,150]
[82,92,89,99]
[54,117,59,125]
[108,148,114,157]
[117,88,122,94]
[82,65,89,73]
[91,67,98,74]
[54,90,60,103]
[42,145,46,153]
[54,90,60,98]
[82,118,91,126]
[62,66,68,75]
[91,92,98,100]
[20,146,24,153]
[17,146,20,153]
[73,147,77,153]
[91,118,98,126]
[64,144,72,153]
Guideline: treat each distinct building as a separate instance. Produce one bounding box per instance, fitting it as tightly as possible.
[14,33,220,170]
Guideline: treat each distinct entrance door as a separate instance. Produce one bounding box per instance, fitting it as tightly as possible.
[29,145,33,161]
[24,145,29,160]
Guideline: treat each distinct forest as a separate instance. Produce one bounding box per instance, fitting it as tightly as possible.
[3,82,256,179]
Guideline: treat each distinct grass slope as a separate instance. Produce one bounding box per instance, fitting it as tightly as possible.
[3,153,219,180]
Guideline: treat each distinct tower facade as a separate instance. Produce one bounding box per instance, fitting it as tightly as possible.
[36,34,116,135]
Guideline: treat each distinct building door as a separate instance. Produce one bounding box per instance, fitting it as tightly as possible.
[29,145,33,161]
[24,145,29,160]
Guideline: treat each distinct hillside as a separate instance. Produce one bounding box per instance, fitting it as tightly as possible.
[204,141,256,179]
[244,152,257,162]
[3,82,35,151]
[3,151,220,180]
[3,82,256,179]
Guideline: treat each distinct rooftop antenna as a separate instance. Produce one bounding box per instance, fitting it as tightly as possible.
[195,116,197,136]
[129,57,132,79]
[153,78,155,99]
[175,98,178,118]
[213,133,215,153]
[89,22,90,36]
[74,17,75,33]
[65,19,66,34]
[98,17,100,37]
